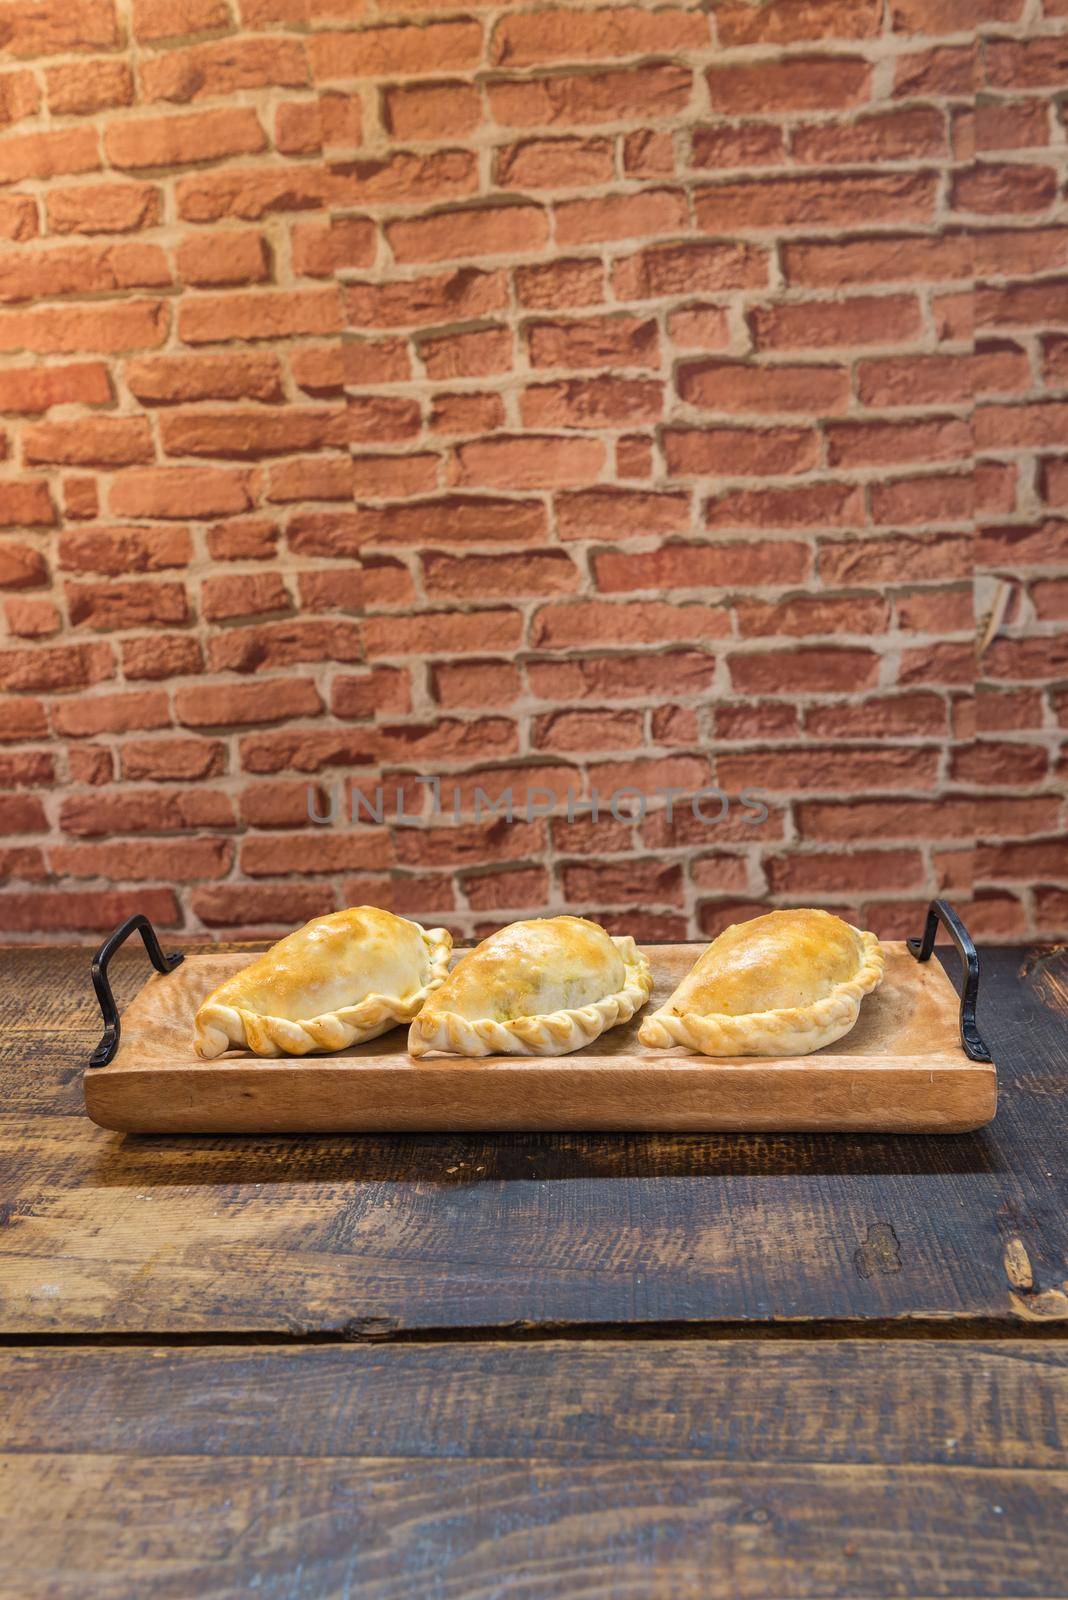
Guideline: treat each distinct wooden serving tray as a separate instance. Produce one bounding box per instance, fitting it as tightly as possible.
[84,943,997,1135]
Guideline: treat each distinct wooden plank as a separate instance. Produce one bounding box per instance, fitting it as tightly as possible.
[1,1342,1065,1600]
[84,943,996,1135]
[0,947,1064,1334]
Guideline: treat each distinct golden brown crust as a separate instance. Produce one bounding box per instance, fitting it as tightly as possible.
[409,916,653,1057]
[194,908,452,1058]
[638,909,885,1057]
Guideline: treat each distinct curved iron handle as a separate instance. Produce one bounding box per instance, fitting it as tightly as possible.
[907,899,991,1063]
[88,914,184,1067]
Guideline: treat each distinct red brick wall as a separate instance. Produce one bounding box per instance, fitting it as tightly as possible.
[0,0,1065,942]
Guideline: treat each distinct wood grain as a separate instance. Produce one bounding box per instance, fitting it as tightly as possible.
[0,947,1064,1334]
[2,1341,1065,1600]
[83,942,996,1135]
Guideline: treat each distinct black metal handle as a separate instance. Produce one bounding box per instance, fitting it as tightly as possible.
[88,914,184,1067]
[907,899,991,1063]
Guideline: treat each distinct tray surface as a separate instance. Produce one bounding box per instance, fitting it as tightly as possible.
[85,942,996,1134]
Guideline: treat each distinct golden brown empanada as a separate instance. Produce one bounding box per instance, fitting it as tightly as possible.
[638,908,884,1057]
[194,906,451,1058]
[409,915,652,1058]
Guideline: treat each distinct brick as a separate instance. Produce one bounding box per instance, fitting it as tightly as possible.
[707,56,871,114]
[343,396,421,444]
[496,136,614,191]
[696,173,936,233]
[532,707,644,753]
[298,560,414,612]
[424,549,579,600]
[729,646,880,695]
[350,453,440,498]
[529,649,718,702]
[555,188,687,246]
[555,487,690,541]
[290,340,410,395]
[239,725,376,774]
[715,0,882,44]
[70,745,117,785]
[767,847,924,895]
[0,362,111,414]
[67,579,188,631]
[804,692,948,739]
[826,417,971,469]
[531,599,728,648]
[750,294,923,350]
[176,231,271,288]
[449,434,604,490]
[721,745,938,794]
[973,99,1051,152]
[870,473,973,526]
[613,240,768,299]
[45,57,132,115]
[132,0,230,41]
[179,288,342,343]
[331,666,411,720]
[291,217,376,277]
[952,162,1057,216]
[677,361,850,415]
[491,6,705,67]
[193,882,335,928]
[175,678,322,729]
[268,456,355,502]
[52,838,231,881]
[345,268,507,329]
[662,425,819,477]
[0,126,100,185]
[64,477,99,520]
[5,596,60,637]
[51,689,170,737]
[820,531,971,584]
[974,402,1068,451]
[616,434,654,477]
[978,519,1068,568]
[623,129,675,178]
[0,481,57,528]
[201,572,290,626]
[515,257,603,308]
[522,376,663,428]
[691,122,786,170]
[736,595,890,638]
[126,351,283,405]
[0,793,47,834]
[0,889,180,934]
[594,539,809,592]
[23,416,154,468]
[0,0,120,58]
[0,195,38,241]
[0,544,47,589]
[782,233,971,288]
[857,345,1030,407]
[793,106,945,165]
[985,37,1068,90]
[430,391,506,435]
[208,618,362,673]
[362,608,522,658]
[59,525,191,574]
[524,308,658,368]
[0,698,48,741]
[978,279,1068,330]
[665,304,732,350]
[176,167,330,223]
[330,150,477,206]
[706,482,863,530]
[110,466,255,519]
[0,241,170,304]
[159,407,343,459]
[384,81,482,142]
[46,182,162,235]
[0,301,168,355]
[207,518,278,561]
[241,832,392,878]
[432,659,522,710]
[488,62,692,129]
[60,787,233,837]
[894,44,975,97]
[104,108,267,171]
[140,37,308,104]
[417,326,511,380]
[386,203,548,265]
[309,21,483,81]
[0,68,41,129]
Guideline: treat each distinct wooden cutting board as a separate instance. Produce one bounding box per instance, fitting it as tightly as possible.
[83,943,996,1134]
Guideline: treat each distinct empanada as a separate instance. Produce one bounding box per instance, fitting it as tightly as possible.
[638,908,884,1057]
[409,915,652,1058]
[194,906,451,1059]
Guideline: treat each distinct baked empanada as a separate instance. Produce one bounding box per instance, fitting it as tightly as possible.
[638,908,884,1057]
[194,907,451,1059]
[409,915,652,1058]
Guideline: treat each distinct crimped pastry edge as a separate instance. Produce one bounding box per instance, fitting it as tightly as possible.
[408,933,653,1058]
[194,923,453,1059]
[637,928,885,1057]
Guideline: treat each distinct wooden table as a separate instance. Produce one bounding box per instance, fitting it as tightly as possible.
[1,943,1066,1598]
